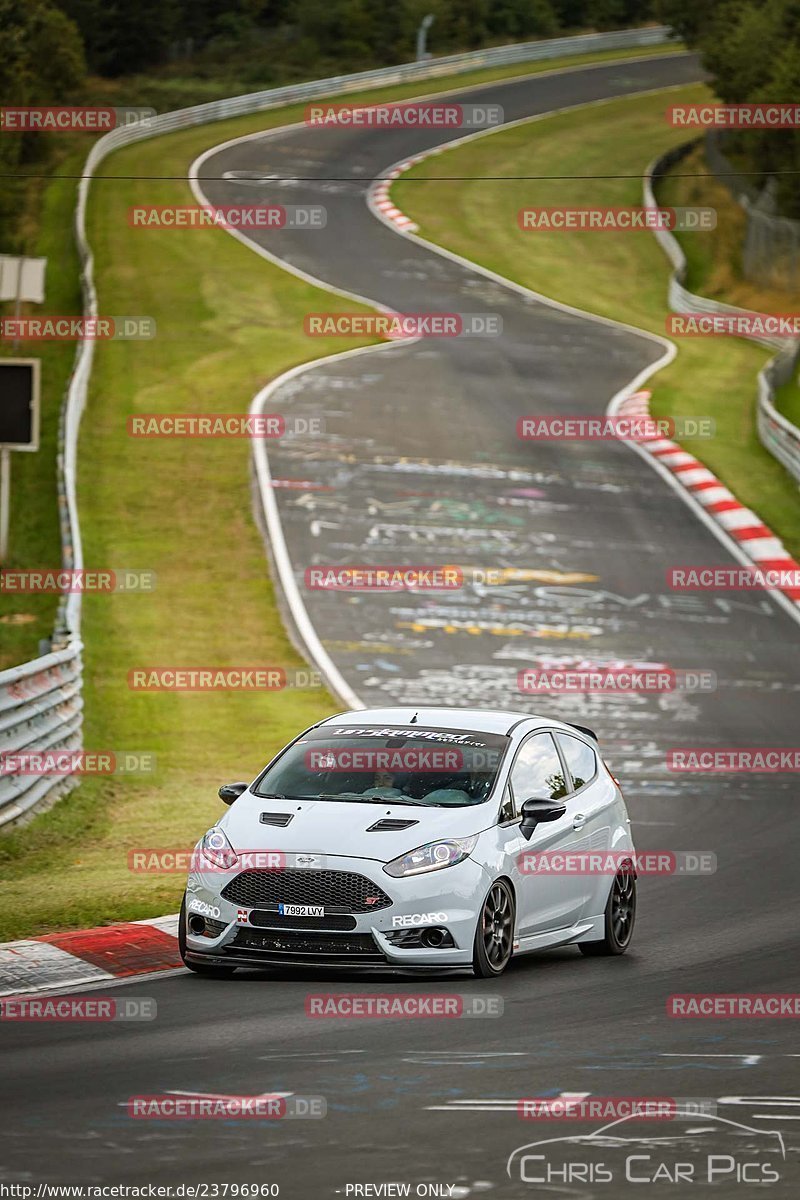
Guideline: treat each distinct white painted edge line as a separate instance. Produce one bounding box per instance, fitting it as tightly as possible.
[247,342,417,712]
[191,126,427,710]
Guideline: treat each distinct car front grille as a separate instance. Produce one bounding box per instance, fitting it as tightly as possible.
[228,927,384,959]
[248,909,356,931]
[220,868,392,913]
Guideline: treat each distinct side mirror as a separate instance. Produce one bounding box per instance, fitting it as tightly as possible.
[519,796,567,840]
[219,781,248,805]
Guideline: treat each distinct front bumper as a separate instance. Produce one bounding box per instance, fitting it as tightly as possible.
[185,852,490,969]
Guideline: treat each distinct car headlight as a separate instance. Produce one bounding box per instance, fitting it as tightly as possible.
[199,827,238,870]
[383,835,478,878]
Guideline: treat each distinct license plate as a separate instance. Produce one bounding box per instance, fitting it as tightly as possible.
[278,903,324,917]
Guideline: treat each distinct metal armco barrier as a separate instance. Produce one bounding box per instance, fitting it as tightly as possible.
[1,25,674,829]
[646,143,800,484]
[706,131,800,293]
[757,348,800,482]
[0,643,83,828]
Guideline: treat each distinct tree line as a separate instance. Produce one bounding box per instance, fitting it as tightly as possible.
[3,2,659,82]
[660,0,800,217]
[2,0,798,229]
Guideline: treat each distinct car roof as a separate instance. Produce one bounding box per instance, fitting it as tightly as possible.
[320,706,593,739]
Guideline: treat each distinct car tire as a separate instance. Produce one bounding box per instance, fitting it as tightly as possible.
[472,880,515,977]
[579,862,636,957]
[179,895,236,978]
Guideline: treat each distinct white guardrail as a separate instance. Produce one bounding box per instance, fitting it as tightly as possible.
[0,24,676,829]
[0,645,83,827]
[645,142,800,484]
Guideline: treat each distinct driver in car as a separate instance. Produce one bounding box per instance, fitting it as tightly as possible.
[362,766,488,806]
[362,768,409,799]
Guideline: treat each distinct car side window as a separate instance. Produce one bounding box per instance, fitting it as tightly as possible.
[509,732,568,809]
[557,734,597,791]
[497,783,515,824]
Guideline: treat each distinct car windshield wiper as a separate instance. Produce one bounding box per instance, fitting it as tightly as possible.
[314,794,424,805]
[253,793,323,801]
[255,793,370,802]
[357,795,424,806]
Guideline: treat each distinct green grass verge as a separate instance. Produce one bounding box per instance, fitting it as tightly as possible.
[393,84,800,558]
[0,45,692,939]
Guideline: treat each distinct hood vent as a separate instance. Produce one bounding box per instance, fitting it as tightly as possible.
[260,812,294,827]
[366,818,419,832]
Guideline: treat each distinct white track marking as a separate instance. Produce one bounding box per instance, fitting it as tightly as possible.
[661,1053,764,1065]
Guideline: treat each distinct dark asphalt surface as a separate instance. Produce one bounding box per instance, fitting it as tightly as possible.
[3,53,800,1196]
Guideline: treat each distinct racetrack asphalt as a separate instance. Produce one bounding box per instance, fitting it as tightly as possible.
[3,52,800,1195]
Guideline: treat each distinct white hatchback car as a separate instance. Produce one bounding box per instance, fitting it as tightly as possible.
[180,707,636,977]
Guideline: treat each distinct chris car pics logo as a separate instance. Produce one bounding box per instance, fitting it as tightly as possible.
[507,1112,785,1186]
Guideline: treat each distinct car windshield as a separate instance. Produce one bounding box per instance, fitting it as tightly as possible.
[254,724,510,807]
